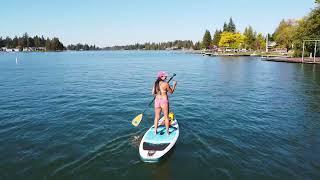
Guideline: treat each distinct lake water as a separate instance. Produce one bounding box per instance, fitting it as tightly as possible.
[0,51,320,180]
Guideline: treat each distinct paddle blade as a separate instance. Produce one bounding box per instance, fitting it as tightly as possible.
[132,114,143,127]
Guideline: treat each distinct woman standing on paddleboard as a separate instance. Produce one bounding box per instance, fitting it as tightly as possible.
[152,71,177,135]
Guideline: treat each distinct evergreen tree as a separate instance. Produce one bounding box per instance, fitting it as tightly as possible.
[28,37,35,47]
[40,36,46,47]
[201,30,212,49]
[267,33,274,42]
[34,36,41,47]
[12,36,18,48]
[22,33,29,48]
[243,26,256,50]
[228,18,236,32]
[223,22,228,32]
[5,37,12,48]
[222,18,236,32]
[212,30,222,46]
[193,41,201,50]
[45,38,52,51]
[84,44,90,50]
[67,43,102,51]
[50,38,64,51]
[254,33,266,51]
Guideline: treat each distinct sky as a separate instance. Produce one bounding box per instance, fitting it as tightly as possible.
[0,0,316,47]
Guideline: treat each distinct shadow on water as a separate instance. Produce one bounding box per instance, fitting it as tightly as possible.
[159,145,176,164]
[144,146,177,180]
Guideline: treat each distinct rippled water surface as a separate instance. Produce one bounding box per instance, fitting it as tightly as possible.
[0,51,320,180]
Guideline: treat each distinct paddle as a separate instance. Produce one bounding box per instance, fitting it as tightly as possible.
[131,73,176,127]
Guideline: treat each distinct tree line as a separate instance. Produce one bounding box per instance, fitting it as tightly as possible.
[103,40,195,50]
[0,33,64,51]
[201,0,320,56]
[67,44,101,51]
[0,35,196,51]
[68,40,195,51]
[272,0,320,56]
[201,18,266,51]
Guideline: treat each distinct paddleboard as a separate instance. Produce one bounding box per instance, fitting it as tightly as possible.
[139,116,179,162]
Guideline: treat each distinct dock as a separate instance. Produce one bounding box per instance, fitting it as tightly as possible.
[203,52,252,57]
[262,57,320,64]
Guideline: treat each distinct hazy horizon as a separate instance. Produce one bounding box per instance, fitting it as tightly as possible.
[0,0,315,47]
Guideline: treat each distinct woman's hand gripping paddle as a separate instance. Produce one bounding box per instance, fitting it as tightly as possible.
[131,73,176,127]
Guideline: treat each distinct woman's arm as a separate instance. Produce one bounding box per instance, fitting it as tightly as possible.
[166,81,177,94]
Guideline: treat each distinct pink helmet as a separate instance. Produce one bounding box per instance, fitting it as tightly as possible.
[157,71,168,78]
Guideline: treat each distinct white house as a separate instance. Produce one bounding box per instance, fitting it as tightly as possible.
[1,47,20,52]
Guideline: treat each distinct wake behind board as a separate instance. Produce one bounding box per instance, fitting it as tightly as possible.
[139,116,179,162]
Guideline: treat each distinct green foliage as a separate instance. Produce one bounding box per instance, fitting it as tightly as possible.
[228,18,236,33]
[223,18,236,32]
[12,36,18,48]
[34,36,41,47]
[219,32,245,49]
[22,33,28,48]
[201,30,212,49]
[0,33,64,51]
[48,38,64,51]
[273,19,296,49]
[67,43,101,51]
[193,41,201,50]
[212,30,222,46]
[223,23,228,32]
[104,40,194,50]
[5,37,12,48]
[45,38,52,51]
[267,33,274,42]
[293,7,320,56]
[28,37,35,47]
[45,38,65,51]
[243,26,257,49]
[254,33,266,51]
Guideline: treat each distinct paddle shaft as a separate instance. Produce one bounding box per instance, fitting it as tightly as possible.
[142,74,176,114]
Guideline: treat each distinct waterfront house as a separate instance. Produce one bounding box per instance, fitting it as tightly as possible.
[22,47,46,51]
[23,47,32,52]
[1,47,20,52]
[273,48,288,54]
[267,41,277,51]
[239,49,248,52]
[36,47,46,51]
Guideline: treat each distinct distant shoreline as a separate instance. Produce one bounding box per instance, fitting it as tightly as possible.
[2,49,318,64]
[0,49,286,57]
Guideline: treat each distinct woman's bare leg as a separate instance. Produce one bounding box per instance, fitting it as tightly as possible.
[154,107,161,135]
[161,103,170,135]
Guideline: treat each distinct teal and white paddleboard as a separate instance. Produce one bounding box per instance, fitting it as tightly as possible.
[139,116,179,162]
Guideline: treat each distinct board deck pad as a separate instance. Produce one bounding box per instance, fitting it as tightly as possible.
[143,142,170,151]
[143,125,177,144]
